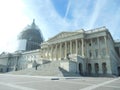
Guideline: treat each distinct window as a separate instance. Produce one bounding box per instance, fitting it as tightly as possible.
[95,63,99,74]
[101,48,106,57]
[89,50,92,58]
[103,48,106,56]
[100,37,104,44]
[95,49,98,58]
[93,38,97,45]
[89,43,91,46]
[0,68,3,72]
[102,63,107,74]
[94,40,97,45]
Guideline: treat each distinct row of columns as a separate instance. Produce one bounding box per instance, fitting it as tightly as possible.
[87,36,109,58]
[41,36,109,60]
[42,39,85,60]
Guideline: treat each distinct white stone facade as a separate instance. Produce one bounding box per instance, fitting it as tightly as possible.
[40,26,120,76]
[18,49,41,70]
[0,26,120,76]
[0,49,41,72]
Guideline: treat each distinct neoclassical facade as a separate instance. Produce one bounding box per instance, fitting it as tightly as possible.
[0,26,120,76]
[40,26,120,76]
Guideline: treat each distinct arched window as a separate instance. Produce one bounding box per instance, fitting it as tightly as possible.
[102,63,107,74]
[95,63,99,74]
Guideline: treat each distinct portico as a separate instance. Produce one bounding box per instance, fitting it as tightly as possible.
[41,38,84,61]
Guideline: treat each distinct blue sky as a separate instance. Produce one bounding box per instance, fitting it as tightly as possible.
[0,0,120,52]
[23,0,120,39]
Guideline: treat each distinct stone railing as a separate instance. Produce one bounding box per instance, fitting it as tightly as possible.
[86,26,106,34]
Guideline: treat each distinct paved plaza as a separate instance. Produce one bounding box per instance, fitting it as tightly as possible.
[0,74,120,90]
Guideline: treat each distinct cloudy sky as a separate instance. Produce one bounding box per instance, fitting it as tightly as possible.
[0,0,120,53]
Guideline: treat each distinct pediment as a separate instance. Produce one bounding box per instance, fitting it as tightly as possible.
[47,31,78,42]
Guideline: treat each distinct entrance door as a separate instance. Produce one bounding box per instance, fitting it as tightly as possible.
[102,63,107,74]
[79,63,82,75]
[95,63,99,74]
[88,63,92,75]
[118,67,120,76]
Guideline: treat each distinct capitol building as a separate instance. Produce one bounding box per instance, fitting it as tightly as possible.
[40,26,120,76]
[0,21,120,76]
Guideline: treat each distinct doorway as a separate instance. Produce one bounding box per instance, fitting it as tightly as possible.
[79,63,82,75]
[102,63,107,74]
[88,63,92,75]
[95,63,99,74]
[118,66,120,76]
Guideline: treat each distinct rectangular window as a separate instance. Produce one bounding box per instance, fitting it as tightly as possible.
[89,43,91,46]
[93,38,97,45]
[95,49,98,58]
[89,50,92,58]
[103,48,106,56]
[100,48,106,57]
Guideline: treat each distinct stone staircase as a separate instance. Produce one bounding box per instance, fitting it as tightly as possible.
[8,60,80,77]
[35,61,63,76]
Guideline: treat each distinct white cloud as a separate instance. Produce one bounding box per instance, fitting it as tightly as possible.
[0,0,120,53]
[107,7,120,39]
[67,0,93,29]
[64,0,72,19]
[87,0,107,29]
[23,0,72,40]
[0,0,30,53]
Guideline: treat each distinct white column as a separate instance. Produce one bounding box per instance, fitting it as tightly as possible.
[55,44,57,60]
[97,37,100,58]
[76,39,78,55]
[70,40,72,54]
[60,43,62,60]
[44,48,46,58]
[47,47,49,59]
[53,45,55,60]
[41,49,43,58]
[48,47,50,59]
[50,46,53,60]
[81,39,84,57]
[91,63,95,74]
[46,47,48,59]
[78,40,81,55]
[43,49,45,58]
[86,40,88,58]
[104,36,109,56]
[99,62,103,74]
[90,39,93,58]
[119,48,120,57]
[65,42,67,59]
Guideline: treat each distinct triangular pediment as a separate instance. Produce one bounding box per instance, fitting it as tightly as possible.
[47,31,78,42]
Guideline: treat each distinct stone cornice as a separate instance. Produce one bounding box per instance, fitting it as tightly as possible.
[41,26,109,46]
